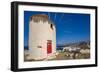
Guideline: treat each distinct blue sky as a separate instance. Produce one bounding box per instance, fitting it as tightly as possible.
[24,11,90,47]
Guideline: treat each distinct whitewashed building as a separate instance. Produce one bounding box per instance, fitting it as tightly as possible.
[28,14,56,60]
[63,47,80,52]
[80,49,90,54]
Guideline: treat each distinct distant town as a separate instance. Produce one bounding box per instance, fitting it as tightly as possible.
[55,41,90,60]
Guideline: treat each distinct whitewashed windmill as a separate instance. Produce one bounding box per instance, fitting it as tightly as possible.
[28,14,56,60]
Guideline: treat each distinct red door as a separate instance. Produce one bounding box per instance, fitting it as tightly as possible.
[47,40,52,54]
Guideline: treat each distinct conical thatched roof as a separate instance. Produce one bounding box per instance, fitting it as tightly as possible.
[30,14,50,22]
[30,14,55,27]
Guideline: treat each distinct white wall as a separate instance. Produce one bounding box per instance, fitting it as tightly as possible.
[0,0,99,73]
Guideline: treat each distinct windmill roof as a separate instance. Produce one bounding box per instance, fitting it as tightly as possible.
[30,14,55,26]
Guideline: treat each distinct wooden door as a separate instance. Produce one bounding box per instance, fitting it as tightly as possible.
[47,40,52,54]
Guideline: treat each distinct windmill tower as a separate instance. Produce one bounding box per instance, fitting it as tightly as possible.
[28,14,56,60]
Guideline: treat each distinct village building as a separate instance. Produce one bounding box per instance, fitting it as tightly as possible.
[63,46,81,52]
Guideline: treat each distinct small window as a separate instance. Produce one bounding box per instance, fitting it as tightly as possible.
[37,46,42,48]
[50,24,53,30]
